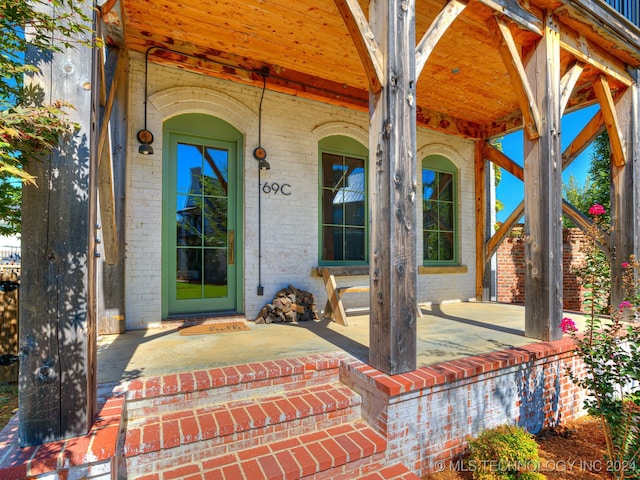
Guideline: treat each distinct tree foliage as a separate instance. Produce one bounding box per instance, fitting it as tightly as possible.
[0,0,97,235]
[563,132,611,226]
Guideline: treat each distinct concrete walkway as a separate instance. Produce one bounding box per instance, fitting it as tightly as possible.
[97,301,587,384]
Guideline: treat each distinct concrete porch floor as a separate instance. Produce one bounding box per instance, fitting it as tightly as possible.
[97,301,587,384]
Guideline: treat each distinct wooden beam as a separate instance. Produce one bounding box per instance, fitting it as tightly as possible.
[554,1,640,71]
[138,44,371,111]
[483,110,523,138]
[610,72,639,311]
[99,48,107,107]
[560,62,583,115]
[523,12,563,341]
[484,143,523,181]
[593,76,626,167]
[559,26,634,87]
[98,0,125,48]
[98,0,118,15]
[97,48,125,265]
[98,49,128,335]
[561,110,605,169]
[368,0,417,375]
[486,201,524,260]
[333,0,383,92]
[476,0,543,35]
[487,15,541,140]
[415,0,468,79]
[97,48,124,165]
[416,105,482,138]
[474,141,489,301]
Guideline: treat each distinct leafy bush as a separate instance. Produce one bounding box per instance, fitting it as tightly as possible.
[467,424,546,479]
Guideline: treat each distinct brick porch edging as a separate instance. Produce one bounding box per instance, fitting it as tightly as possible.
[0,336,585,479]
[339,336,585,477]
[0,395,124,480]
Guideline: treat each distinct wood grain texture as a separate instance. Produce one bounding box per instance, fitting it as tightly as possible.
[368,0,417,375]
[19,1,96,445]
[523,13,563,341]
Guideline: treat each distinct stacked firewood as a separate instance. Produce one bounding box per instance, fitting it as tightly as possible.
[255,285,320,323]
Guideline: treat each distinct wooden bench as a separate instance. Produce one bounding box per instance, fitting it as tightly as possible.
[316,266,422,326]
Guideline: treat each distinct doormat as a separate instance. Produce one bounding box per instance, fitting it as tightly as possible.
[179,322,250,336]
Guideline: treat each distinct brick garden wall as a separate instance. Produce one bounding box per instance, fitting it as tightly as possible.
[496,227,587,312]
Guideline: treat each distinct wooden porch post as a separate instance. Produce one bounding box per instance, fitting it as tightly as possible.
[523,13,563,341]
[610,69,639,309]
[475,141,490,301]
[97,47,129,335]
[19,4,97,445]
[368,0,417,375]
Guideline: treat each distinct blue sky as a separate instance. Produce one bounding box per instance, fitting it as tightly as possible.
[495,104,600,223]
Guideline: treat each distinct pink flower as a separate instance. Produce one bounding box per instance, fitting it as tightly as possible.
[619,301,632,310]
[560,317,577,334]
[588,204,606,216]
[622,262,630,269]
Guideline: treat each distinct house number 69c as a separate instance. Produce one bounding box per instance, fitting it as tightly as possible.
[261,182,292,195]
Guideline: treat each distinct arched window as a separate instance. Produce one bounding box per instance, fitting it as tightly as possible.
[422,155,458,265]
[319,136,368,265]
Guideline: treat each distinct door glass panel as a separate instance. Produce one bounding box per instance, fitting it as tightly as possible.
[203,197,227,247]
[174,142,230,302]
[177,194,202,246]
[177,144,204,195]
[204,147,229,195]
[176,248,202,299]
[204,249,228,298]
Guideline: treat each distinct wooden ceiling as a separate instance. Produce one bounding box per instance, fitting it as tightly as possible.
[102,0,640,139]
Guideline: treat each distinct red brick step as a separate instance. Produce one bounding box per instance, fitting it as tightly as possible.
[132,420,386,480]
[123,382,362,457]
[123,355,345,418]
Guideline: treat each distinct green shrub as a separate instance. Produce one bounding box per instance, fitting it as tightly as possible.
[467,425,546,480]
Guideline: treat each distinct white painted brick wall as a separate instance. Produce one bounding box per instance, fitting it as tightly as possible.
[125,53,477,329]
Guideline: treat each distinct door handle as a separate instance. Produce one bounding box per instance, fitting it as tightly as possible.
[229,230,234,265]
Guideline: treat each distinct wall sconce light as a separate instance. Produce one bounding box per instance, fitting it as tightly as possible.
[253,147,270,170]
[138,48,155,155]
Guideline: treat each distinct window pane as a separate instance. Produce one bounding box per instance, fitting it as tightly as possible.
[422,169,436,190]
[344,199,365,226]
[322,153,346,189]
[424,231,438,260]
[344,227,365,261]
[439,173,453,201]
[423,200,437,230]
[440,202,453,231]
[323,189,343,225]
[439,232,454,261]
[176,248,201,299]
[345,157,365,192]
[322,226,343,261]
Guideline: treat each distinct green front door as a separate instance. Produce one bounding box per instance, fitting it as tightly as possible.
[163,115,243,316]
